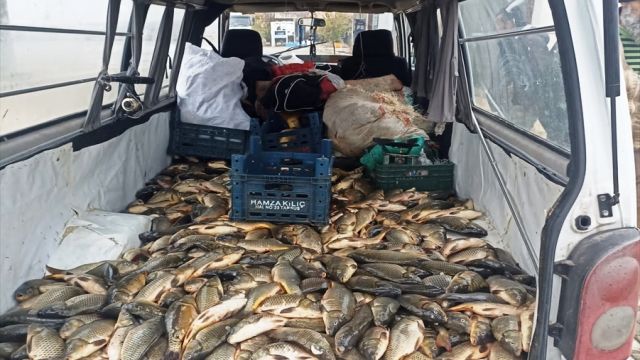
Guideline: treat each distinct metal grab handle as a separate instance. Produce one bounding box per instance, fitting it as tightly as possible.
[104,74,155,84]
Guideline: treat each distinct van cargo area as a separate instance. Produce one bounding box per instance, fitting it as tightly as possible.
[0,0,638,360]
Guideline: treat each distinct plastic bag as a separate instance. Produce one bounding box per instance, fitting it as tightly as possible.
[176,43,251,130]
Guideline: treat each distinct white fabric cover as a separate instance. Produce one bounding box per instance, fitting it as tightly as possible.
[0,114,170,313]
[176,43,251,130]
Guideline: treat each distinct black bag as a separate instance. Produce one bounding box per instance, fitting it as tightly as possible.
[261,73,324,112]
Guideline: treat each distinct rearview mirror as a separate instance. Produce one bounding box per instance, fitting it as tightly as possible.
[298,18,326,27]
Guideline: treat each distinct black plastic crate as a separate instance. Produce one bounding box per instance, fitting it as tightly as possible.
[230,136,333,225]
[256,112,323,152]
[168,109,251,160]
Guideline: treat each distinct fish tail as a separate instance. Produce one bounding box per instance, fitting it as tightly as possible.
[45,265,69,275]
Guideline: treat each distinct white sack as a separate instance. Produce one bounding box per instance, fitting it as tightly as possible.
[47,210,151,271]
[176,43,251,130]
[323,77,428,157]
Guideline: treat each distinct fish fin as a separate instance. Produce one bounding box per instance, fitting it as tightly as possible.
[92,339,108,347]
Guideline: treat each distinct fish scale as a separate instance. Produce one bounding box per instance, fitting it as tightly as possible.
[3,161,537,360]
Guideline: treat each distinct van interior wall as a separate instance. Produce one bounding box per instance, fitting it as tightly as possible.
[0,113,172,313]
[449,123,564,274]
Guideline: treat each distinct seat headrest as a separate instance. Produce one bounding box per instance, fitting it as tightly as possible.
[352,29,395,57]
[221,29,263,59]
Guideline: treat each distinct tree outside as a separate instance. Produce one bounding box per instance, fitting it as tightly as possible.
[252,13,275,45]
[317,12,353,45]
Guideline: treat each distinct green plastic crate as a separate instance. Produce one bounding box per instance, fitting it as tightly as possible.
[370,160,455,192]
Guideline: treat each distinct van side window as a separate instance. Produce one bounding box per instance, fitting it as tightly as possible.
[0,0,132,136]
[136,4,165,96]
[202,19,220,51]
[160,9,185,98]
[460,0,570,150]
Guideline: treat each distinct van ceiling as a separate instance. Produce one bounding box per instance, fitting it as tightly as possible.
[209,0,422,13]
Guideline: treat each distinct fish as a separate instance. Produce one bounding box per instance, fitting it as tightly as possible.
[487,276,528,306]
[320,282,356,336]
[428,217,487,237]
[196,277,223,312]
[206,343,237,360]
[38,294,107,318]
[26,324,65,360]
[441,238,488,258]
[277,225,323,254]
[448,302,521,317]
[0,324,28,343]
[269,327,336,360]
[520,309,534,353]
[0,342,21,358]
[423,274,453,290]
[469,316,493,346]
[349,250,426,265]
[60,314,103,339]
[251,341,317,360]
[65,319,115,360]
[107,309,136,360]
[120,317,164,360]
[122,300,166,320]
[446,271,488,293]
[438,292,507,304]
[108,272,147,304]
[370,297,399,327]
[227,314,287,344]
[444,311,471,334]
[361,263,422,284]
[164,295,198,360]
[491,315,522,356]
[354,208,377,236]
[134,273,177,303]
[243,283,282,315]
[383,316,424,360]
[272,260,302,294]
[317,255,358,283]
[358,326,389,360]
[347,276,402,298]
[182,318,239,360]
[292,256,328,278]
[334,305,373,354]
[183,296,246,347]
[398,295,447,324]
[13,279,59,303]
[301,278,330,294]
[489,342,519,360]
[260,295,322,319]
[447,248,496,265]
[20,286,85,312]
[435,342,490,360]
[413,260,468,276]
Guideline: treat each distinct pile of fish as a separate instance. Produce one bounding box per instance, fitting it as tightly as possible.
[0,158,537,360]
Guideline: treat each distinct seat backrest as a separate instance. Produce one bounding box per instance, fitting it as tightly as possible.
[352,29,395,58]
[340,29,411,86]
[220,29,263,59]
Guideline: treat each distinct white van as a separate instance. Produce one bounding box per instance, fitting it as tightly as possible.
[0,0,637,359]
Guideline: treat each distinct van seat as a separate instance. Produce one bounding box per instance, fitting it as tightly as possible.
[340,29,411,86]
[221,29,263,59]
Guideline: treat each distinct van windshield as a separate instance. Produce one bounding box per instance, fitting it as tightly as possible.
[233,11,394,57]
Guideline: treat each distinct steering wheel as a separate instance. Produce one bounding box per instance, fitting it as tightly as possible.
[262,54,283,66]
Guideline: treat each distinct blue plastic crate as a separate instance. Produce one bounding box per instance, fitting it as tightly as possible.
[230,136,333,225]
[250,112,323,152]
[168,109,252,160]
